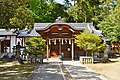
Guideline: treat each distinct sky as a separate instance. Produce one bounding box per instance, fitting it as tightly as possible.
[55,0,73,5]
[55,0,64,4]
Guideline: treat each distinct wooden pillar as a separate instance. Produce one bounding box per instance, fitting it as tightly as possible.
[47,39,49,61]
[59,39,61,54]
[23,37,25,46]
[71,39,74,61]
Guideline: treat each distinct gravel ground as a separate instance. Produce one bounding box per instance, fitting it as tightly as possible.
[85,57,120,80]
[0,61,36,80]
[63,61,108,80]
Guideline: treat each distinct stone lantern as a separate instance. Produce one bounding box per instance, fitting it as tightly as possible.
[4,46,8,53]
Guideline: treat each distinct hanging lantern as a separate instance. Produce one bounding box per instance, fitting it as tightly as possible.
[67,47,70,51]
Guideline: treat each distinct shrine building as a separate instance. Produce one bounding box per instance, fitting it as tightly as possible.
[34,17,103,60]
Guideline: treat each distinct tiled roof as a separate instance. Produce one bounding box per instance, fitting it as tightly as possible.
[34,22,103,36]
[34,23,91,30]
[34,17,103,37]
[34,23,51,30]
[26,29,41,37]
[0,37,5,41]
[69,23,88,30]
[87,24,103,36]
[0,29,17,36]
[17,30,29,37]
[18,29,40,37]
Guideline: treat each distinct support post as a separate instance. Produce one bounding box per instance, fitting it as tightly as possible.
[47,39,49,61]
[23,37,25,46]
[59,39,61,55]
[71,39,74,61]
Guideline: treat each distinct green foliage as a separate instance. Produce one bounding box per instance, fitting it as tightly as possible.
[0,0,33,29]
[92,0,116,26]
[10,6,34,29]
[67,0,98,22]
[25,37,46,55]
[63,0,72,8]
[28,0,68,23]
[98,0,120,42]
[68,0,119,42]
[67,0,117,24]
[75,30,106,56]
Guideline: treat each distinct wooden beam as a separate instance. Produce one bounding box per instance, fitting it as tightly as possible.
[44,29,51,33]
[69,28,75,33]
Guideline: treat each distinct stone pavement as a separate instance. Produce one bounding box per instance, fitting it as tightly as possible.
[28,59,110,80]
[63,61,110,80]
[28,62,65,80]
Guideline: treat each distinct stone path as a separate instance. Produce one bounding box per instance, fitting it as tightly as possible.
[28,60,109,80]
[28,62,65,80]
[63,61,109,80]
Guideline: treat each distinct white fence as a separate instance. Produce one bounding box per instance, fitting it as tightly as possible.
[80,56,93,64]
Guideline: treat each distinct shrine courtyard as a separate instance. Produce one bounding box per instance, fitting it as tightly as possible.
[0,58,120,80]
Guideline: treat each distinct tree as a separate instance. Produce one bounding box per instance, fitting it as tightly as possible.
[28,0,68,22]
[92,0,116,26]
[9,6,34,29]
[75,30,106,56]
[97,0,120,42]
[25,37,46,63]
[63,0,72,8]
[0,0,33,29]
[66,0,117,24]
[67,0,99,22]
[25,37,46,55]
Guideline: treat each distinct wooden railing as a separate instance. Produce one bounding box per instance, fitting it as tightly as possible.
[80,56,93,64]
